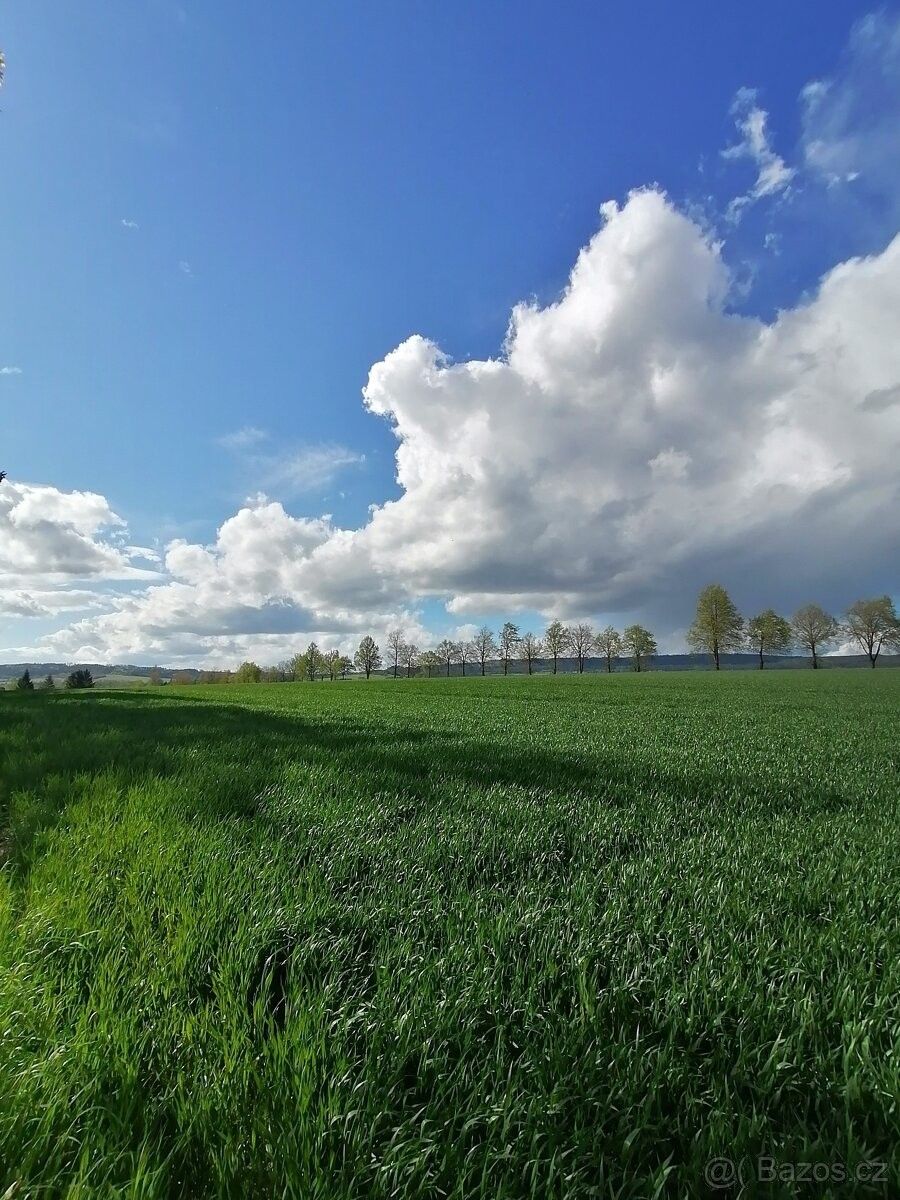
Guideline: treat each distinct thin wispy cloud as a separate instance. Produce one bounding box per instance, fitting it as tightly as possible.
[178,260,193,276]
[262,445,365,494]
[217,426,268,451]
[723,87,795,221]
[0,366,22,376]
[120,218,140,230]
[219,428,364,495]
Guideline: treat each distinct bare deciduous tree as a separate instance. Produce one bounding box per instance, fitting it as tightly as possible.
[402,641,419,677]
[518,631,542,675]
[436,639,455,677]
[791,604,838,669]
[499,622,519,675]
[386,628,404,678]
[472,626,497,676]
[567,622,595,674]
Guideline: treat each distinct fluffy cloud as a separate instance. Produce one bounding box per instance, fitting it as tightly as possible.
[344,191,898,622]
[27,498,425,665]
[14,186,899,666]
[0,481,157,582]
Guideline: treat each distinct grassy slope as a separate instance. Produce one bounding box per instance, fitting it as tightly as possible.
[0,671,898,1197]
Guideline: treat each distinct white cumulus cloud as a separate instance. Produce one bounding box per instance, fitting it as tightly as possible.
[12,187,900,665]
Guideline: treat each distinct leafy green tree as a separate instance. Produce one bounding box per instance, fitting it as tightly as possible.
[235,661,262,684]
[746,610,793,670]
[472,626,497,675]
[499,623,520,675]
[40,673,55,691]
[16,669,34,691]
[418,650,441,677]
[287,651,306,681]
[304,642,322,681]
[687,584,744,669]
[518,632,542,675]
[566,622,595,674]
[543,621,568,674]
[595,626,622,673]
[354,636,381,679]
[623,625,657,672]
[844,596,900,668]
[791,604,839,669]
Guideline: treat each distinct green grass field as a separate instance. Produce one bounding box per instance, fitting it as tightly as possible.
[1,671,898,1197]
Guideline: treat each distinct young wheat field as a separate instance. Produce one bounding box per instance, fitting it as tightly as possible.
[1,670,898,1197]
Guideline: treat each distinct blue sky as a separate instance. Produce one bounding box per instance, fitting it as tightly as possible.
[1,2,899,664]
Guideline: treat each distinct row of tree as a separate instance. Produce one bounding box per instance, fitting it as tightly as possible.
[374,621,660,679]
[687,586,900,669]
[12,668,94,691]
[160,587,897,686]
[8,589,896,694]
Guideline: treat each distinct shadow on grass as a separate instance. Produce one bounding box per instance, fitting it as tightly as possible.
[0,687,854,881]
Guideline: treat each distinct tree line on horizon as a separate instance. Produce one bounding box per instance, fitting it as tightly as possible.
[179,586,900,685]
[9,586,895,693]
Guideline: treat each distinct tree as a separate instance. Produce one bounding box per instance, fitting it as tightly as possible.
[453,640,476,677]
[402,642,419,677]
[622,625,657,672]
[543,621,568,675]
[687,584,744,670]
[844,596,900,668]
[499,622,519,675]
[324,649,341,681]
[148,665,163,686]
[791,604,839,669]
[518,632,542,675]
[287,651,307,681]
[419,650,441,677]
[15,669,34,691]
[566,622,595,674]
[305,642,322,681]
[595,626,622,674]
[337,655,353,680]
[65,669,94,690]
[387,628,405,679]
[472,626,497,676]
[354,636,381,679]
[746,609,792,670]
[436,639,455,677]
[235,661,262,684]
[40,673,55,691]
